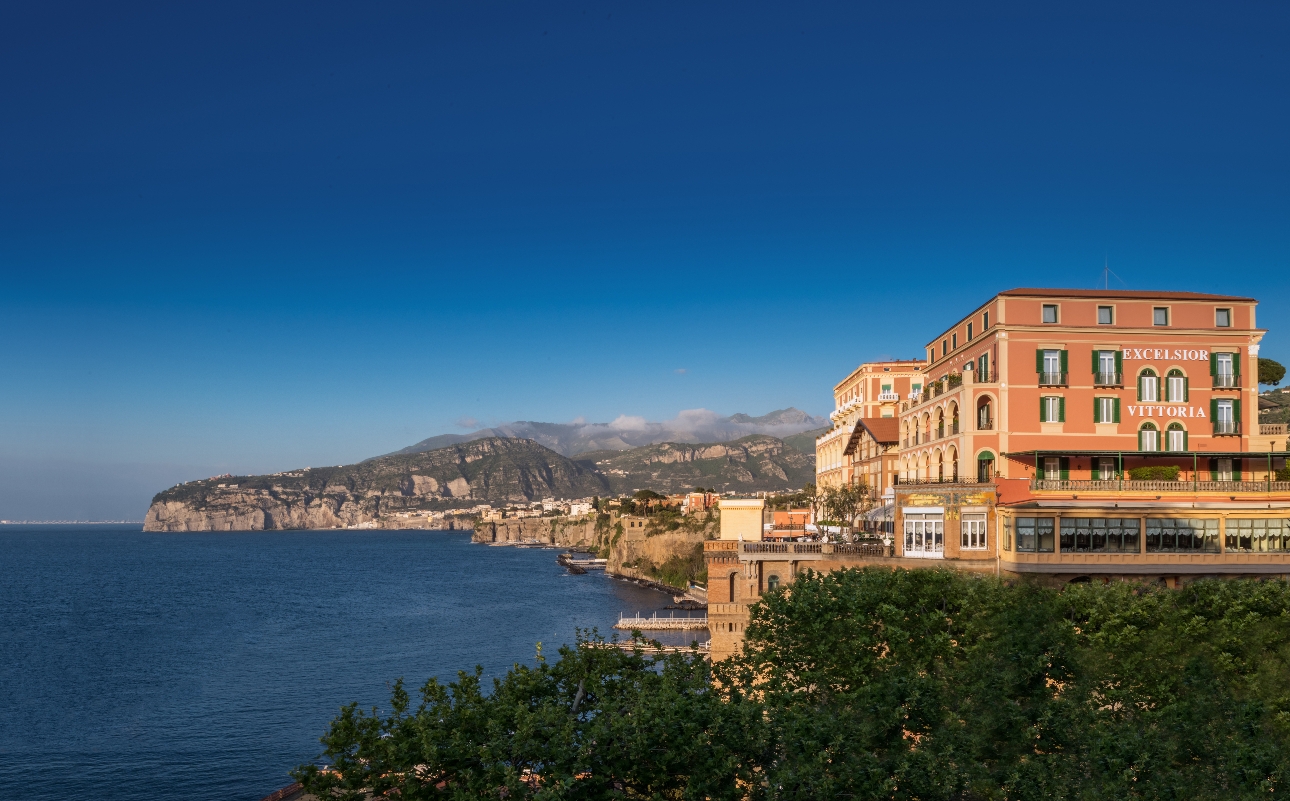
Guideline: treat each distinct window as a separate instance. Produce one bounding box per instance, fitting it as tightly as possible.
[1042,304,1059,324]
[1213,457,1235,481]
[967,322,973,341]
[977,454,995,482]
[1060,518,1140,553]
[767,574,780,592]
[1040,396,1065,423]
[1146,518,1219,553]
[1212,352,1238,387]
[962,514,987,549]
[1213,398,1238,435]
[951,333,957,349]
[1095,350,1121,385]
[942,339,948,357]
[1166,423,1187,452]
[1166,369,1188,402]
[1138,369,1159,402]
[1015,517,1055,553]
[1095,397,1119,424]
[983,311,989,329]
[1139,423,1159,452]
[1097,305,1114,325]
[977,353,989,381]
[1153,307,1170,326]
[904,512,944,557]
[1097,457,1117,480]
[1043,456,1062,477]
[1226,518,1290,552]
[1216,308,1231,327]
[1038,349,1067,385]
[977,399,992,430]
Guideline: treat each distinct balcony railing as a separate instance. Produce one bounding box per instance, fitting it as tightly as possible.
[1213,421,1240,435]
[950,421,959,435]
[1261,423,1288,436]
[832,543,886,557]
[1214,373,1239,388]
[894,476,988,486]
[1094,371,1122,387]
[1033,479,1290,493]
[877,391,899,402]
[977,417,994,430]
[973,370,994,383]
[1039,371,1067,386]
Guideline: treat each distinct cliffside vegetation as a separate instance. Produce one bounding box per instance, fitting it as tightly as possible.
[297,570,1290,799]
[578,434,816,496]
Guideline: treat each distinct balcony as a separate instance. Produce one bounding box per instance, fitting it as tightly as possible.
[974,370,993,383]
[1213,421,1240,436]
[1039,371,1067,386]
[1094,371,1123,387]
[1033,479,1290,493]
[1214,373,1239,388]
[1262,424,1288,436]
[893,476,989,486]
[877,391,900,402]
[977,417,994,430]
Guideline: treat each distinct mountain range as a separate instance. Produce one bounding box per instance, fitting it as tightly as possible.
[389,408,828,458]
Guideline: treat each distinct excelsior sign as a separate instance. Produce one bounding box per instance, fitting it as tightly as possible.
[1121,348,1210,361]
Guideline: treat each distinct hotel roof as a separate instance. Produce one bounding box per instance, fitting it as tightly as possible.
[999,288,1256,302]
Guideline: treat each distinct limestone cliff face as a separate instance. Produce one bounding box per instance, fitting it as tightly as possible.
[143,437,608,532]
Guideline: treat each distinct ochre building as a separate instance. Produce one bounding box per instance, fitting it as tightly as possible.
[709,287,1290,661]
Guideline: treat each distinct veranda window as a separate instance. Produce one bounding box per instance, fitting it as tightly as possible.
[1060,518,1140,553]
[1145,518,1219,553]
[1014,517,1055,553]
[1226,519,1290,552]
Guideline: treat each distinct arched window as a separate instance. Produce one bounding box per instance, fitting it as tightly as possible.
[949,402,959,435]
[767,575,780,592]
[1139,369,1159,402]
[1166,422,1187,452]
[977,397,993,430]
[1166,369,1188,403]
[947,446,959,481]
[1139,422,1160,452]
[977,451,995,482]
[728,572,737,603]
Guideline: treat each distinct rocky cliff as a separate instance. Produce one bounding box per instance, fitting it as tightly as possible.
[144,438,609,532]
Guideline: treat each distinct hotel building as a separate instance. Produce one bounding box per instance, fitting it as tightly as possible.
[816,359,926,488]
[709,288,1290,661]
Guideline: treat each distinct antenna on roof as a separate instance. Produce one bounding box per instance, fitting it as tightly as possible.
[1100,256,1127,290]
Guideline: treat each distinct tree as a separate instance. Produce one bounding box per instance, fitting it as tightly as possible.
[1260,357,1286,386]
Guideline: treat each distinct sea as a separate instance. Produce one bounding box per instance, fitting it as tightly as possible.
[0,525,706,800]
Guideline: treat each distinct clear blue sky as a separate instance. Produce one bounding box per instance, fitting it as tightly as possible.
[2,1,1288,519]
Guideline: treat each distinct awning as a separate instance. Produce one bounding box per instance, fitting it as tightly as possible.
[864,502,894,522]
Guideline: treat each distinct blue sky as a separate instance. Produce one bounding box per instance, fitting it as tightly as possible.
[2,1,1288,519]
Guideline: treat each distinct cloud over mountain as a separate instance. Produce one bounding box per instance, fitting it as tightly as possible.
[390,408,828,458]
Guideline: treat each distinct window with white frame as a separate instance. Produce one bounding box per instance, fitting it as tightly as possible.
[1098,457,1117,480]
[1139,423,1159,452]
[1041,396,1064,423]
[1216,458,1233,481]
[1097,305,1114,324]
[1215,398,1235,434]
[1153,307,1169,326]
[1216,308,1231,327]
[1139,369,1159,402]
[1042,304,1058,323]
[1166,423,1186,452]
[961,514,987,550]
[1095,397,1118,424]
[1215,352,1234,376]
[1166,370,1187,402]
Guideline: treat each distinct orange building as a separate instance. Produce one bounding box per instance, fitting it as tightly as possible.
[708,288,1290,660]
[816,359,926,488]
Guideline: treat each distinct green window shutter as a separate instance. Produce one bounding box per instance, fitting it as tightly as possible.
[1210,398,1218,433]
[1060,457,1070,481]
[1210,353,1217,376]
[1233,353,1241,376]
[1036,459,1045,480]
[1234,398,1241,423]
[1113,398,1121,423]
[1039,398,1046,423]
[1183,377,1189,402]
[1115,350,1122,374]
[1058,397,1066,422]
[1035,349,1044,373]
[1093,399,1102,424]
[1059,350,1068,373]
[1183,430,1189,450]
[1234,461,1241,481]
[1137,374,1143,402]
[1091,349,1100,374]
[1210,458,1218,482]
[1138,428,1144,451]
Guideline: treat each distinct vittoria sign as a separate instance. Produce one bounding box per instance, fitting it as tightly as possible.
[1121,348,1211,361]
[1125,405,1206,418]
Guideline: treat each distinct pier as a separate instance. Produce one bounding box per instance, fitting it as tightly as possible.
[613,612,709,631]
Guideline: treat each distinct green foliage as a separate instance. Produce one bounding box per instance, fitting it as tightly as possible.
[1278,467,1290,482]
[300,570,1290,799]
[633,489,665,500]
[1260,357,1286,387]
[1128,464,1181,481]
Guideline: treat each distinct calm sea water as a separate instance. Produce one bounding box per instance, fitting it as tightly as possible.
[0,525,704,800]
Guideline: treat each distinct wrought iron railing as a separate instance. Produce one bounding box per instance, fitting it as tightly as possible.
[1214,373,1239,388]
[1039,371,1067,386]
[1032,479,1290,492]
[1094,371,1122,386]
[1213,421,1240,435]
[977,417,994,430]
[894,477,990,486]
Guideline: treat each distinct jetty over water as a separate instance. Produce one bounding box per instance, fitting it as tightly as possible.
[613,612,708,631]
